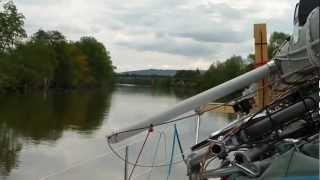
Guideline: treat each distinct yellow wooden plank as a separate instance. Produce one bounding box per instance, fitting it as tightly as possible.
[254,24,271,109]
[200,103,235,114]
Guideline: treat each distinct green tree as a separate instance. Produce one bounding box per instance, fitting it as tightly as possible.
[76,37,114,86]
[174,69,201,88]
[0,1,26,53]
[175,70,201,80]
[31,30,66,45]
[224,56,246,79]
[268,32,290,59]
[30,30,71,88]
[10,41,57,90]
[64,43,93,87]
[29,30,95,88]
[0,2,116,93]
[199,56,246,91]
[0,54,20,92]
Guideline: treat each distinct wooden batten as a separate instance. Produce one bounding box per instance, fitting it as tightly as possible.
[199,103,235,114]
[254,24,271,108]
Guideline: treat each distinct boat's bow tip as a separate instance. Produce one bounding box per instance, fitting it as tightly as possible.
[105,128,120,144]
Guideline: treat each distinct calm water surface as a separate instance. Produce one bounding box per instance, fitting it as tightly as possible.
[0,86,233,180]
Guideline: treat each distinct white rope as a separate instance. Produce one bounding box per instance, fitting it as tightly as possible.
[38,139,143,180]
[38,152,112,180]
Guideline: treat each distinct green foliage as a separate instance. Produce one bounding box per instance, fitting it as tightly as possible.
[76,37,114,86]
[174,70,201,80]
[0,40,57,92]
[195,32,291,94]
[0,2,114,93]
[0,1,289,94]
[0,1,26,53]
[116,31,291,92]
[173,69,201,88]
[0,31,115,93]
[268,32,290,59]
[31,29,66,45]
[199,56,247,91]
[13,41,57,89]
[0,31,114,93]
[63,43,94,87]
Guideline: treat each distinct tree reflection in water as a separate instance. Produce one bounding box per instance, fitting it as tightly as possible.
[0,89,113,176]
[0,124,22,176]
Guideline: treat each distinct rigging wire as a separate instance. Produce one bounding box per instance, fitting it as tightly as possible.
[36,65,319,180]
[166,125,177,180]
[108,64,310,138]
[38,153,112,180]
[107,131,190,168]
[189,77,320,178]
[166,124,186,180]
[147,132,163,180]
[128,128,152,180]
[174,125,186,164]
[37,139,141,180]
[107,64,318,168]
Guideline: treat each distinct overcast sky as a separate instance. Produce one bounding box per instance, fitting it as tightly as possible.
[14,0,297,72]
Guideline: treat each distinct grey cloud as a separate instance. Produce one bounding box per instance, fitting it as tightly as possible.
[116,37,216,57]
[55,24,90,35]
[107,2,252,45]
[198,3,244,19]
[15,0,65,5]
[12,0,295,71]
[173,31,246,43]
[107,0,294,58]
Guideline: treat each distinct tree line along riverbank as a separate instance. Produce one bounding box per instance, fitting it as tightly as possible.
[117,30,289,93]
[1,1,289,94]
[0,1,115,93]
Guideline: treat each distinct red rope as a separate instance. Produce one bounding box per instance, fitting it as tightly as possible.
[128,128,152,180]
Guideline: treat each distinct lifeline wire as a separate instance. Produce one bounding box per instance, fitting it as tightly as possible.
[107,65,317,168]
[38,136,147,180]
[107,132,190,168]
[107,79,311,168]
[128,128,152,180]
[37,66,318,180]
[147,132,163,180]
[108,64,312,138]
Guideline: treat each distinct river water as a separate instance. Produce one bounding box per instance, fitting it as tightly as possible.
[0,86,233,180]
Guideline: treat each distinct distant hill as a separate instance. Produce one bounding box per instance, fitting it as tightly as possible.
[119,69,178,77]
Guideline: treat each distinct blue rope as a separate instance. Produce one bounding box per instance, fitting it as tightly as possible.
[167,124,186,180]
[167,125,177,180]
[174,125,186,164]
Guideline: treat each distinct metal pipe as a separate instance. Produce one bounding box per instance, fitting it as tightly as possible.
[232,162,259,177]
[244,97,316,138]
[108,61,277,143]
[188,143,225,167]
[234,144,270,163]
[203,166,240,178]
[188,149,211,167]
[203,158,273,179]
[124,146,129,180]
[195,114,201,144]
